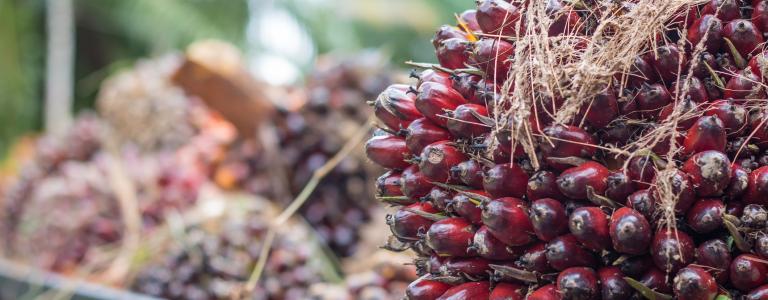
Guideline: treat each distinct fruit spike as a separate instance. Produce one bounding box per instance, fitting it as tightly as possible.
[366,1,768,298]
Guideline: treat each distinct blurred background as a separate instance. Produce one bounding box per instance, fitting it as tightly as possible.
[0,0,470,299]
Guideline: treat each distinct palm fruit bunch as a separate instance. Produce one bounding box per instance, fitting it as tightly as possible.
[0,54,235,272]
[367,0,768,299]
[132,202,324,300]
[0,111,225,272]
[214,53,392,257]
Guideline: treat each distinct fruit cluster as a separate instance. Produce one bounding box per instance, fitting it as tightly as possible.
[367,1,768,299]
[132,209,322,300]
[1,108,230,272]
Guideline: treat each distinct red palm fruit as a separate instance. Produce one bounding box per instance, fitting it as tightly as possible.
[534,92,565,120]
[651,228,695,273]
[682,150,732,196]
[420,254,446,274]
[670,76,709,104]
[692,52,717,78]
[476,0,523,36]
[583,87,619,129]
[702,0,741,22]
[530,198,569,241]
[517,242,553,273]
[540,125,597,170]
[547,0,581,36]
[741,204,768,228]
[440,257,491,277]
[754,1,768,32]
[545,234,598,271]
[725,164,749,200]
[682,115,727,155]
[749,50,768,79]
[673,266,718,300]
[482,163,529,198]
[705,99,748,135]
[418,141,467,183]
[609,207,652,255]
[373,84,421,131]
[685,199,725,233]
[451,73,482,104]
[426,217,477,257]
[651,134,686,158]
[489,283,525,300]
[481,197,534,246]
[414,69,454,88]
[436,38,471,70]
[446,103,490,138]
[623,55,657,89]
[651,169,697,213]
[635,83,672,117]
[432,25,467,48]
[416,82,466,127]
[640,267,673,294]
[724,69,765,100]
[528,284,559,300]
[557,267,599,300]
[746,285,768,300]
[757,235,768,258]
[556,161,610,200]
[605,171,635,202]
[731,254,768,291]
[376,170,403,197]
[658,98,699,131]
[405,118,452,155]
[474,79,501,105]
[472,225,518,260]
[436,281,490,300]
[388,202,439,242]
[696,239,732,283]
[598,267,633,300]
[569,207,611,251]
[541,92,566,109]
[406,276,453,300]
[459,9,481,32]
[618,255,653,278]
[472,38,514,83]
[428,187,454,210]
[451,159,484,189]
[401,165,434,199]
[649,45,686,83]
[744,166,768,205]
[448,191,484,224]
[365,134,409,169]
[687,14,723,53]
[723,19,764,58]
[485,139,513,164]
[626,189,655,220]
